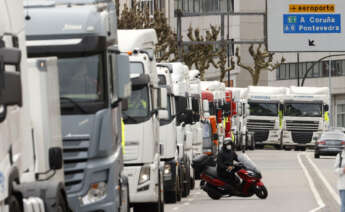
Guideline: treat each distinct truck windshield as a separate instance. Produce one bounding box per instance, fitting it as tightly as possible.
[123,86,150,120]
[284,103,322,117]
[58,54,107,114]
[248,102,278,116]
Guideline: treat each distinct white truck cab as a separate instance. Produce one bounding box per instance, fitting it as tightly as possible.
[189,70,203,159]
[282,86,329,150]
[119,29,166,212]
[170,62,194,197]
[156,64,182,203]
[25,1,132,211]
[227,87,247,150]
[242,86,286,149]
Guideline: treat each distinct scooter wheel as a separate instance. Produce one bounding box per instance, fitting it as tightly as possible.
[207,191,222,200]
[256,185,268,199]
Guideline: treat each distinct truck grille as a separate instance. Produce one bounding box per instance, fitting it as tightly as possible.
[247,119,275,130]
[286,120,319,131]
[291,131,313,144]
[253,130,269,143]
[63,135,90,193]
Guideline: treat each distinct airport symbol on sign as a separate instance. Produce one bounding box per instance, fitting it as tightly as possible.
[283,14,341,33]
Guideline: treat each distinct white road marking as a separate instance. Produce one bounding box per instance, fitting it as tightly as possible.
[183,202,190,206]
[305,153,341,205]
[172,207,180,210]
[297,153,325,212]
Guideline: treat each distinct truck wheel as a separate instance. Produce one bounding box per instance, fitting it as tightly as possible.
[177,167,182,201]
[165,191,177,204]
[8,194,22,212]
[181,166,187,198]
[190,177,195,190]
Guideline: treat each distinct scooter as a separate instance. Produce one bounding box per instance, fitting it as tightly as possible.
[192,154,268,200]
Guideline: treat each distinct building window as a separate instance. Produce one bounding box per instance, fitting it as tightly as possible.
[289,63,296,79]
[337,104,345,127]
[277,59,345,81]
[175,0,233,13]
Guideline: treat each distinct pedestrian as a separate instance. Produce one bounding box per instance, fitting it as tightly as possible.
[335,149,345,212]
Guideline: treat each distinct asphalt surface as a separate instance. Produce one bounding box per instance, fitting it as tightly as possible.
[164,150,341,212]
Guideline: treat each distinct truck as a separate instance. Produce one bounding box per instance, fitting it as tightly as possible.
[170,62,194,197]
[201,81,226,148]
[119,29,165,212]
[1,0,70,211]
[282,86,329,150]
[188,70,203,159]
[201,91,219,156]
[156,64,182,203]
[25,1,132,211]
[242,86,286,149]
[227,87,247,150]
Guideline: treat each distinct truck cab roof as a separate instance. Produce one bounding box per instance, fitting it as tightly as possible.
[118,29,157,53]
[25,1,116,46]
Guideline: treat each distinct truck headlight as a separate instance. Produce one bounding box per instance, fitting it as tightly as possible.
[164,164,171,176]
[138,166,150,185]
[81,182,107,205]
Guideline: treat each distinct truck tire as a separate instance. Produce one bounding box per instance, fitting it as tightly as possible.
[190,177,195,190]
[8,194,22,212]
[165,191,177,204]
[176,172,182,201]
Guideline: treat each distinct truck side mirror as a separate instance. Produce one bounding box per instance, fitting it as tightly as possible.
[159,110,169,120]
[122,99,129,111]
[238,104,242,116]
[244,104,250,117]
[193,113,200,122]
[159,87,168,110]
[112,51,131,99]
[0,47,21,66]
[159,144,164,155]
[49,147,63,170]
[324,104,329,112]
[0,72,22,107]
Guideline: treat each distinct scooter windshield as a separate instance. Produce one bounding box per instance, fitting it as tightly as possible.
[237,153,260,173]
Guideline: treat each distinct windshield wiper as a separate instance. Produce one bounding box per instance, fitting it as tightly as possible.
[60,97,88,114]
[122,113,139,123]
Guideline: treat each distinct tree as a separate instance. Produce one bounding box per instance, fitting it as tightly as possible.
[235,44,285,85]
[184,25,219,80]
[217,45,235,82]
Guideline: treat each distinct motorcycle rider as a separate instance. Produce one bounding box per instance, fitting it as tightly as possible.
[217,137,240,187]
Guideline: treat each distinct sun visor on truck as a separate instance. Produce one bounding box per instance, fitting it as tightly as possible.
[284,100,324,104]
[248,99,280,104]
[27,35,107,57]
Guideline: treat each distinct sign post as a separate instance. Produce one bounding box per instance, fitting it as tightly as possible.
[267,0,345,52]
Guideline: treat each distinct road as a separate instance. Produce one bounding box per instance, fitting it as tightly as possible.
[165,150,341,212]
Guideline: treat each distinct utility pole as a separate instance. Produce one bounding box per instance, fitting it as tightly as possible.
[328,57,332,127]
